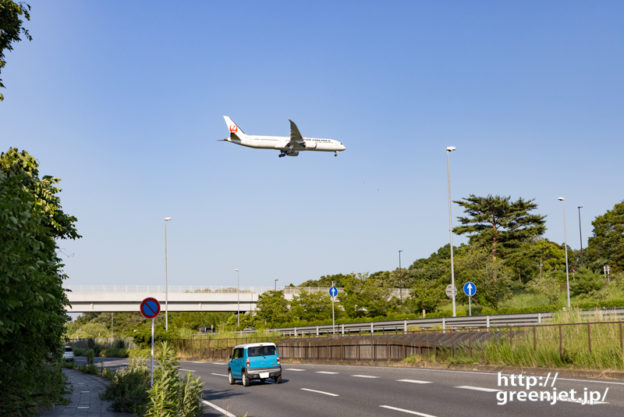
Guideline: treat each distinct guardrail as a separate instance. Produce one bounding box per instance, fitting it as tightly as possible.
[256,308,624,337]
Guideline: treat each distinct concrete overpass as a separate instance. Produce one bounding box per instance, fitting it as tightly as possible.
[67,285,402,313]
[66,286,264,313]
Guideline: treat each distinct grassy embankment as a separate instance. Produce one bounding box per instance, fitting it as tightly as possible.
[404,309,624,370]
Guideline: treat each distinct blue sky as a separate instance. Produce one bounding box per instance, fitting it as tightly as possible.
[1,1,623,290]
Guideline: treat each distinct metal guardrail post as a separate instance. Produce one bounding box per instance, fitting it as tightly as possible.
[342,324,345,336]
[486,315,490,331]
[316,326,319,336]
[538,313,542,324]
[371,322,374,334]
[294,327,297,338]
[588,323,592,354]
[442,318,446,333]
[404,320,407,334]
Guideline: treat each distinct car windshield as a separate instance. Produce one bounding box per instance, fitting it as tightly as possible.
[247,345,276,357]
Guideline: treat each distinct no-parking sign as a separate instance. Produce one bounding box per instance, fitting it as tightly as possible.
[140,297,160,319]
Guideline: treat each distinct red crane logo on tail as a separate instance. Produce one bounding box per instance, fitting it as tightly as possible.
[229,124,238,133]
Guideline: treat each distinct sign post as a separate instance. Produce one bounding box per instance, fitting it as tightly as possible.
[329,283,338,334]
[463,282,476,316]
[140,297,161,387]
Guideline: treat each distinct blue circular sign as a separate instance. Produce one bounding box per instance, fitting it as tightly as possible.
[463,282,476,297]
[140,297,160,319]
[329,287,338,297]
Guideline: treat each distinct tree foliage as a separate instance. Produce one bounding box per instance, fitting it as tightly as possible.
[0,1,31,101]
[0,148,78,415]
[255,290,290,327]
[587,200,624,272]
[454,194,546,260]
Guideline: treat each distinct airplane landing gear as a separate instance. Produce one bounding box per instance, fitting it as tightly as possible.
[334,151,338,157]
[279,151,286,158]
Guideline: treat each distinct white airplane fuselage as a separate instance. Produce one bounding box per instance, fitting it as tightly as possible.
[222,116,346,157]
[225,135,343,152]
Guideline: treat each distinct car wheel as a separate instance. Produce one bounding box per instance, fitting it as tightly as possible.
[242,370,250,387]
[228,369,234,385]
[275,375,282,384]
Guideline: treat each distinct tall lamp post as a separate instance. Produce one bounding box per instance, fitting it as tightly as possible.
[398,250,403,302]
[557,197,571,309]
[163,217,172,331]
[446,146,457,317]
[577,206,583,252]
[234,268,240,328]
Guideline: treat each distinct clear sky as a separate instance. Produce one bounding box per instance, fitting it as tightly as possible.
[1,1,623,290]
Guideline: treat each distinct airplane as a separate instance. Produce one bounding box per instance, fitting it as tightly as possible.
[221,116,346,158]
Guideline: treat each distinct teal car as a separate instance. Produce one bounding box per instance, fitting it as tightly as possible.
[228,343,282,386]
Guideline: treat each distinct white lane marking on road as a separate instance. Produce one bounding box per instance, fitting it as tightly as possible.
[353,374,379,379]
[286,368,306,371]
[397,379,432,384]
[380,405,436,416]
[557,377,624,386]
[211,372,228,377]
[77,407,90,409]
[180,369,196,372]
[316,371,339,375]
[211,362,225,365]
[192,361,204,364]
[300,388,339,397]
[201,399,236,417]
[456,385,499,393]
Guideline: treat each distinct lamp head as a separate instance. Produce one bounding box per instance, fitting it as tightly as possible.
[557,197,565,201]
[445,146,456,152]
[164,217,172,221]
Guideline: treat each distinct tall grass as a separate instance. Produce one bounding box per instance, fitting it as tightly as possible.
[405,309,624,370]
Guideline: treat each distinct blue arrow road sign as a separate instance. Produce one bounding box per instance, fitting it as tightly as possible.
[463,282,476,297]
[329,287,338,297]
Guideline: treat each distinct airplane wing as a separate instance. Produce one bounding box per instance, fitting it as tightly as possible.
[287,120,306,149]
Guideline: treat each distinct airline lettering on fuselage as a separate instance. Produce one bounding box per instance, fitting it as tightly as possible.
[220,116,346,158]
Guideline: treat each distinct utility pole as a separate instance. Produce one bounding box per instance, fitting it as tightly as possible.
[398,250,403,302]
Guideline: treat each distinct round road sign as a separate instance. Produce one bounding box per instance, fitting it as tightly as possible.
[140,297,160,319]
[445,284,457,298]
[329,287,338,297]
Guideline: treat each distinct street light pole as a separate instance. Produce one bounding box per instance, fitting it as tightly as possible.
[398,250,403,302]
[274,278,279,291]
[234,268,240,328]
[558,198,571,309]
[577,206,583,252]
[163,217,172,331]
[446,146,457,317]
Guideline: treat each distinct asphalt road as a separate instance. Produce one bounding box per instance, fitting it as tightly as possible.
[89,358,624,417]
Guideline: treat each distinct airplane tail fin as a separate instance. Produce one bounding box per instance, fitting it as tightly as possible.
[223,116,247,139]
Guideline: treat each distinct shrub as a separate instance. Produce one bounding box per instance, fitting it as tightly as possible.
[146,342,203,417]
[102,358,150,415]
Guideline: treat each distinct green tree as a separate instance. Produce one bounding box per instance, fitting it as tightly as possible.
[290,290,333,322]
[340,273,394,318]
[0,148,79,415]
[454,194,545,280]
[454,195,546,259]
[0,1,31,101]
[255,290,291,327]
[527,271,563,304]
[454,245,513,309]
[408,278,446,314]
[569,267,605,297]
[587,201,624,272]
[505,239,566,284]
